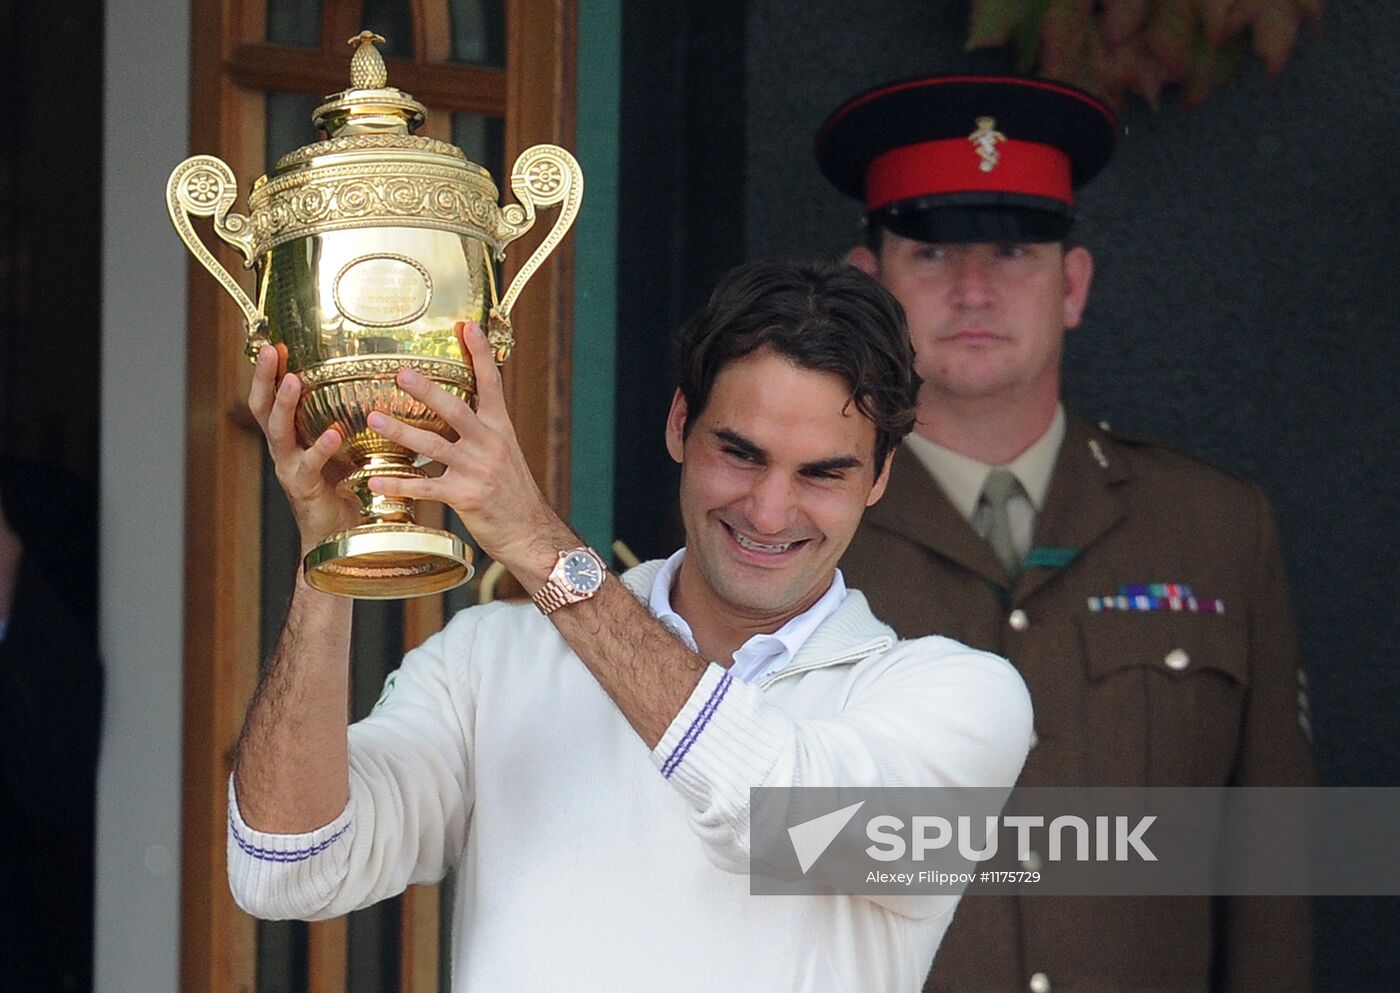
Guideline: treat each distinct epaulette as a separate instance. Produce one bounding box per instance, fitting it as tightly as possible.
[1092,420,1259,486]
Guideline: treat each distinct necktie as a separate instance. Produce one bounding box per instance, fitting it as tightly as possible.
[978,467,1023,578]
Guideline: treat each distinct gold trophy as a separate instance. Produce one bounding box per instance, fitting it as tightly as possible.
[167,32,582,599]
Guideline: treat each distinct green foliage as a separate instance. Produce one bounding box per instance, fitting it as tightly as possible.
[965,0,1321,109]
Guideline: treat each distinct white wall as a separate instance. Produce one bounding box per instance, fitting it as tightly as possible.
[97,2,189,991]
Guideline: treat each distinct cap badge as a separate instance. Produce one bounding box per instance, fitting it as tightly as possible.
[968,116,1006,173]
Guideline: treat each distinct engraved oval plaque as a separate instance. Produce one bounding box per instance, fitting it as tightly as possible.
[334,254,433,328]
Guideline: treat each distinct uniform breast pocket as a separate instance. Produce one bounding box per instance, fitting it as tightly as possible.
[1074,612,1249,785]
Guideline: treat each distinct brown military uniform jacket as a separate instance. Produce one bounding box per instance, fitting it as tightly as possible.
[842,414,1315,993]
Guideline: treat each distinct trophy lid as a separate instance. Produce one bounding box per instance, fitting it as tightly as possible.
[247,30,508,258]
[313,32,427,138]
[267,30,480,176]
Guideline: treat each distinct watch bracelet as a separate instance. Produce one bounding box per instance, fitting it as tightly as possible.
[532,580,574,615]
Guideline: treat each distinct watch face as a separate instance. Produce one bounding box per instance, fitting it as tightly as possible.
[561,550,604,593]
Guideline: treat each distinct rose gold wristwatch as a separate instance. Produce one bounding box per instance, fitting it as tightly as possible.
[531,546,607,615]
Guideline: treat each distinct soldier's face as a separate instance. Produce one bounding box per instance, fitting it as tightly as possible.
[664,347,890,627]
[852,232,1092,407]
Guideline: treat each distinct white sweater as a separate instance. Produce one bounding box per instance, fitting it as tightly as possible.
[229,561,1033,992]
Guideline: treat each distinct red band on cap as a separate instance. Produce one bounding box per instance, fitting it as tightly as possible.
[865,138,1073,212]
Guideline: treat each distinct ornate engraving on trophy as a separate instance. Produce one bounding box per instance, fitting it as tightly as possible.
[334,254,433,328]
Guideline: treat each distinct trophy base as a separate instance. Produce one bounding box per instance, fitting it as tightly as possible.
[303,522,473,600]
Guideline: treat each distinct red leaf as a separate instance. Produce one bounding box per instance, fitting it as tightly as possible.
[1096,34,1171,108]
[1060,23,1119,104]
[1100,0,1154,48]
[1223,0,1269,37]
[1144,0,1198,78]
[1253,5,1302,76]
[1292,0,1323,22]
[1040,0,1095,77]
[967,0,1039,49]
[1040,14,1127,106]
[1196,0,1237,47]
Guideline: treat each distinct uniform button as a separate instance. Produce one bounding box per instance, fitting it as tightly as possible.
[1021,850,1042,872]
[1029,972,1052,993]
[1028,728,1039,749]
[1165,648,1191,671]
[1008,609,1030,632]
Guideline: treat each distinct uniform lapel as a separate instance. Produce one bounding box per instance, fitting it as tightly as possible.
[864,444,1009,588]
[1014,415,1131,604]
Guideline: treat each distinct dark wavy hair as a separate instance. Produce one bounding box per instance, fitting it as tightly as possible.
[676,258,919,473]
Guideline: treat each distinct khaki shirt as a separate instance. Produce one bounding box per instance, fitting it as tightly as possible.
[903,405,1065,561]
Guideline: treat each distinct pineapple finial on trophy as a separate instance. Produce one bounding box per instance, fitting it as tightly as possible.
[316,32,424,137]
[348,31,389,89]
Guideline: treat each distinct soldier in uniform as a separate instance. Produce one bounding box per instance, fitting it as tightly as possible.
[816,74,1315,993]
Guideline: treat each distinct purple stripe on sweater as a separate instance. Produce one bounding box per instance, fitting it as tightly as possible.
[662,671,733,779]
[230,817,350,864]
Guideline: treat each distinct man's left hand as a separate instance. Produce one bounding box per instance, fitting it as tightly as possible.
[365,321,572,590]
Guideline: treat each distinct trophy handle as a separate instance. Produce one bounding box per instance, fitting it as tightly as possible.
[166,155,269,357]
[488,144,584,364]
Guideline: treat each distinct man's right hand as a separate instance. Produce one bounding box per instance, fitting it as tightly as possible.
[248,345,360,552]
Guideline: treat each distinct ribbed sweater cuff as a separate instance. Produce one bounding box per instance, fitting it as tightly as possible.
[652,663,786,811]
[226,776,354,918]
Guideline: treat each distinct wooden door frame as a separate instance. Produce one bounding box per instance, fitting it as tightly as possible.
[178,2,577,990]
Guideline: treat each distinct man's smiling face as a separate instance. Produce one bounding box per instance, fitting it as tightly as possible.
[665,346,891,628]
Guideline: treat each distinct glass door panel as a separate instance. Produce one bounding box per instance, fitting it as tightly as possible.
[451,113,504,184]
[266,91,325,166]
[361,0,414,58]
[267,0,323,46]
[449,0,505,66]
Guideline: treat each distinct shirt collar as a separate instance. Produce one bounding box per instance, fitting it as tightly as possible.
[647,548,849,684]
[903,405,1067,519]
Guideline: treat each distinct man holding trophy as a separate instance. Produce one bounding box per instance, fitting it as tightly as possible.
[226,257,1035,990]
[173,34,1031,990]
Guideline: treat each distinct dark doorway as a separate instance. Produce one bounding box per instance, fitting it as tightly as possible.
[613,0,748,561]
[1,0,103,481]
[0,4,104,993]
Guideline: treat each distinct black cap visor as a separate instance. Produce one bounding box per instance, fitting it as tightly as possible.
[872,193,1074,244]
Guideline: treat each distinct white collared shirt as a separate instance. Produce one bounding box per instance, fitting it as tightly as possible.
[903,405,1067,558]
[646,548,848,684]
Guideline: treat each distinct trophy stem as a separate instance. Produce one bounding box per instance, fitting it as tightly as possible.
[303,452,473,599]
[342,451,420,523]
